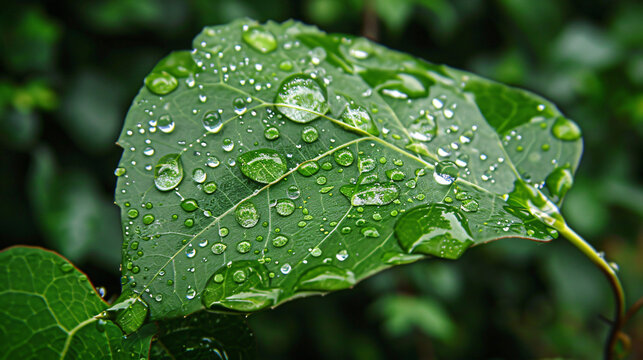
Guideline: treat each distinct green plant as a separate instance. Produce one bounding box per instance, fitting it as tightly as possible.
[1,18,635,359]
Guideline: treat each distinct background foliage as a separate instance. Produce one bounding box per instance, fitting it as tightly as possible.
[1,0,641,358]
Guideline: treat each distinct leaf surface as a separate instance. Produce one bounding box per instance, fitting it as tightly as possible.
[0,246,154,359]
[115,19,582,320]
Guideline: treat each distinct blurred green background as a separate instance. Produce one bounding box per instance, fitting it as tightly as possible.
[1,0,641,358]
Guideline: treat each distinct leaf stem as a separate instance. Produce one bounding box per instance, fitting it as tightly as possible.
[556,221,625,360]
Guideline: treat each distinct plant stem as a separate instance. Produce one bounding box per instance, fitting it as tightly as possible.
[556,221,625,360]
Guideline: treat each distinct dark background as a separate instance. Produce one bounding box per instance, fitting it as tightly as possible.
[1,0,642,358]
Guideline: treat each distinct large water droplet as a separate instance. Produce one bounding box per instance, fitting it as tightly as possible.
[340,103,379,136]
[154,154,183,191]
[157,115,175,133]
[394,204,474,260]
[235,201,259,228]
[192,168,206,183]
[341,183,400,206]
[295,265,355,292]
[334,148,354,167]
[297,161,320,177]
[201,261,278,312]
[275,198,295,216]
[433,161,458,185]
[551,117,581,141]
[545,166,573,200]
[203,111,223,133]
[242,25,278,54]
[275,74,329,123]
[409,112,437,142]
[145,71,178,95]
[264,126,280,140]
[238,149,287,184]
[301,125,319,143]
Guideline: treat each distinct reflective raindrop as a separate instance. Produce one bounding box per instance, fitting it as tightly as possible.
[238,149,287,184]
[275,74,329,123]
[334,148,354,166]
[154,154,183,191]
[433,160,458,185]
[460,199,479,212]
[192,168,206,183]
[181,199,199,212]
[264,126,280,140]
[342,183,400,206]
[211,242,227,255]
[203,111,223,133]
[203,181,217,194]
[394,204,474,260]
[286,185,300,199]
[235,201,259,228]
[157,115,175,133]
[301,125,319,143]
[297,161,320,177]
[340,104,379,136]
[145,71,178,95]
[275,198,295,216]
[551,117,582,141]
[242,25,278,53]
[295,265,355,291]
[272,235,289,248]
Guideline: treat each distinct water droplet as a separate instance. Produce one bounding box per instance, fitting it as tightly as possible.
[275,198,295,216]
[545,166,573,199]
[460,199,479,212]
[186,288,196,300]
[275,74,329,123]
[203,181,217,194]
[237,241,252,254]
[157,115,175,133]
[60,263,74,273]
[233,97,247,115]
[264,126,280,140]
[287,185,300,199]
[340,104,379,136]
[551,117,581,141]
[409,112,437,142]
[301,125,319,143]
[272,235,289,248]
[386,169,406,181]
[181,199,199,212]
[127,209,139,219]
[334,148,355,166]
[279,60,293,71]
[395,204,474,259]
[114,167,126,177]
[295,265,355,292]
[238,149,287,184]
[336,249,349,261]
[186,247,196,258]
[201,261,277,312]
[235,201,259,228]
[192,168,206,183]
[381,251,424,265]
[211,242,227,255]
[358,156,376,173]
[222,138,234,152]
[143,214,155,225]
[203,111,223,133]
[207,156,220,168]
[297,161,320,177]
[145,71,178,95]
[433,161,458,185]
[348,38,374,59]
[242,25,278,53]
[154,154,183,191]
[280,264,292,274]
[361,227,380,238]
[341,183,400,206]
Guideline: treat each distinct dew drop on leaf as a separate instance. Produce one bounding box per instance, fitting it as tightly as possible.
[157,114,175,133]
[433,160,458,185]
[238,149,287,184]
[202,111,223,133]
[551,116,582,141]
[340,103,379,136]
[295,265,355,292]
[211,242,227,255]
[181,199,199,212]
[145,71,178,95]
[235,201,259,228]
[264,126,280,140]
[297,161,320,176]
[275,198,295,216]
[301,125,319,143]
[154,153,183,191]
[275,74,329,123]
[242,25,278,54]
[394,204,474,260]
[272,235,289,248]
[333,148,355,166]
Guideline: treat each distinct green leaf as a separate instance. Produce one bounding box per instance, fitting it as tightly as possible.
[150,311,255,359]
[0,246,154,359]
[115,19,582,320]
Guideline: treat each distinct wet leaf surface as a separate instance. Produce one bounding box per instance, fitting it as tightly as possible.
[115,19,582,320]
